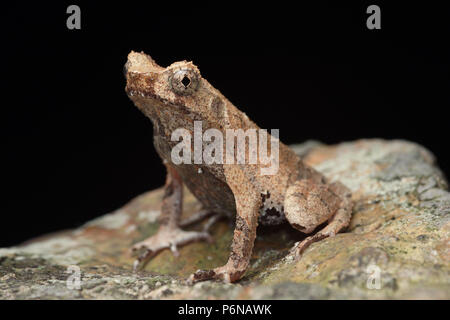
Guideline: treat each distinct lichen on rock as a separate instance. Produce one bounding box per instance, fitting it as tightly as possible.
[1,139,449,299]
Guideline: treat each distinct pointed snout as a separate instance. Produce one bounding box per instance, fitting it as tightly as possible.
[124,51,163,76]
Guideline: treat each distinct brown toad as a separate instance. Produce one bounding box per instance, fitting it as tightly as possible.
[124,51,353,283]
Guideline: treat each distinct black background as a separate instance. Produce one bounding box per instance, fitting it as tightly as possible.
[2,2,449,247]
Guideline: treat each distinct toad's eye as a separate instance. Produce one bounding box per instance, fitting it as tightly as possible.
[170,69,200,95]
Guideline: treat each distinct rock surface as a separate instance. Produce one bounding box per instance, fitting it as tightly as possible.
[1,139,449,299]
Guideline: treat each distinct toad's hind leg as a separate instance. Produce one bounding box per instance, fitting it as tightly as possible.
[130,164,213,271]
[284,179,352,259]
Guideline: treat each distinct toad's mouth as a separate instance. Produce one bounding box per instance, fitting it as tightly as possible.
[124,69,160,101]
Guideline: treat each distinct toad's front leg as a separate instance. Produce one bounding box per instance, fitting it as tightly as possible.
[188,169,261,284]
[131,164,213,270]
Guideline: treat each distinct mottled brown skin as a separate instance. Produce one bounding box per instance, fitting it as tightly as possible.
[124,51,353,283]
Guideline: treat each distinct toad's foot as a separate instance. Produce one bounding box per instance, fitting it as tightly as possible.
[289,232,328,259]
[131,227,212,271]
[187,263,244,284]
